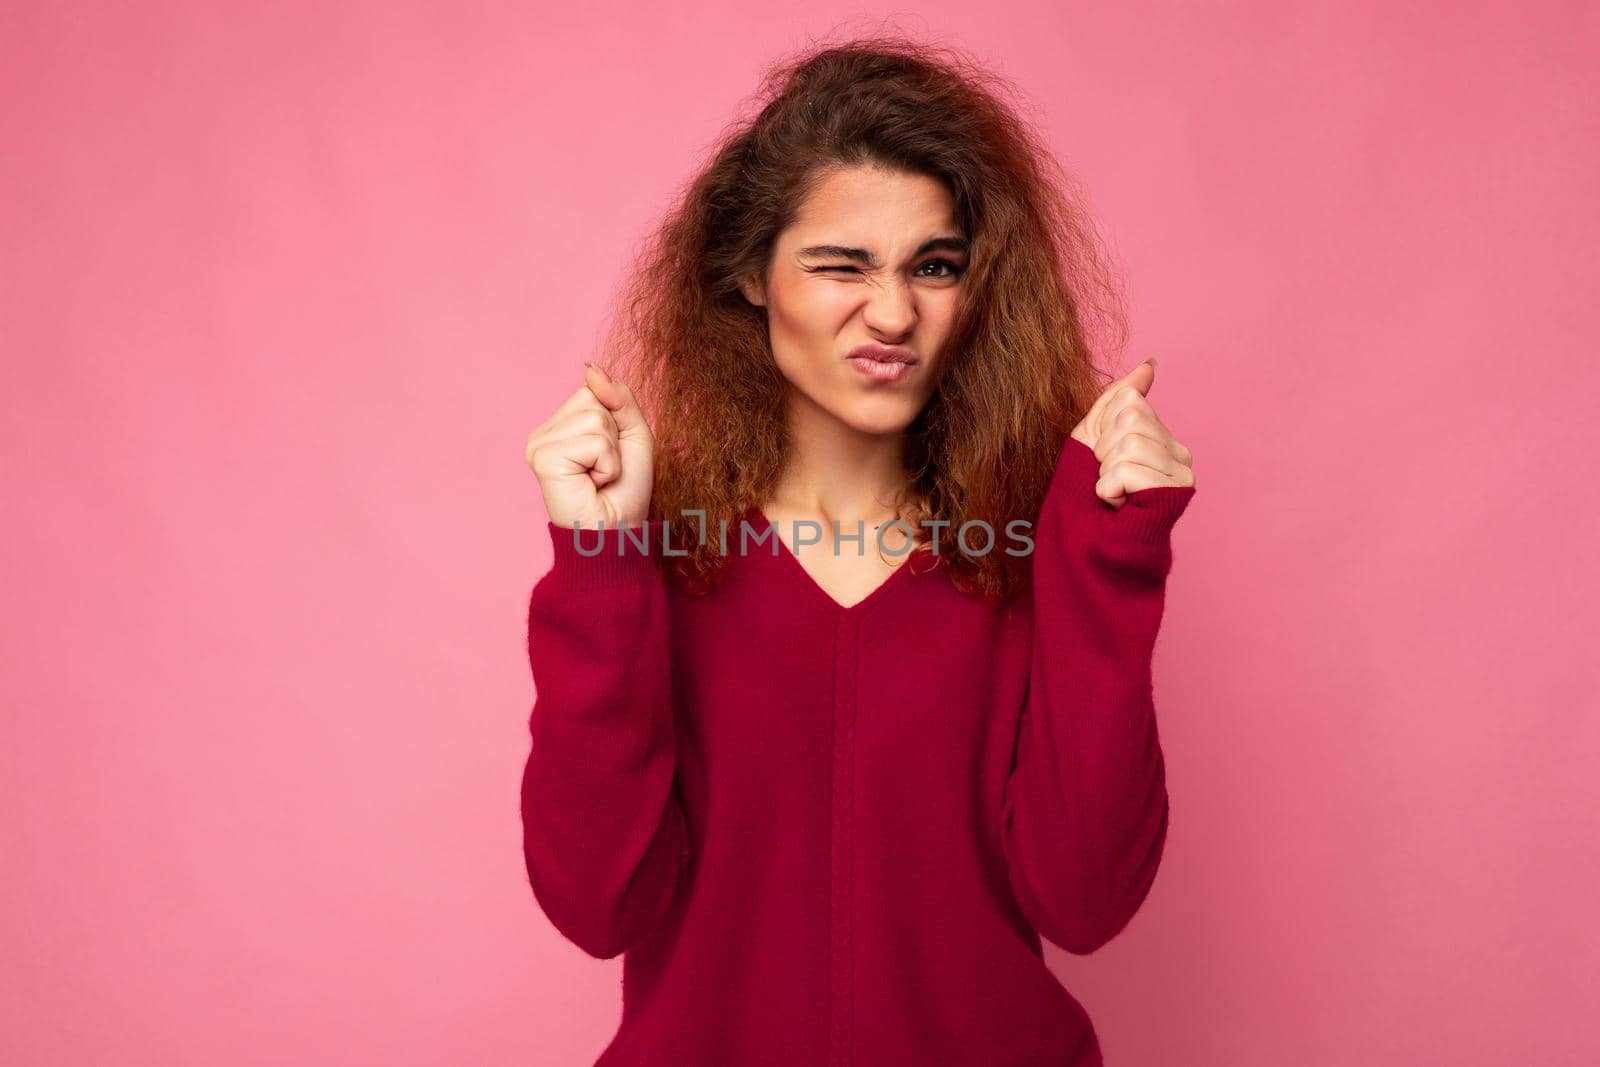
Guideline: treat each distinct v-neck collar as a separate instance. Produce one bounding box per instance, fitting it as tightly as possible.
[737,506,934,616]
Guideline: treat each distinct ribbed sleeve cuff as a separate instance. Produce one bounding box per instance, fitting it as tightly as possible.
[1055,436,1196,545]
[1108,483,1196,544]
[545,519,667,590]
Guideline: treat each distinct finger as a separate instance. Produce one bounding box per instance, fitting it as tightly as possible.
[1095,458,1185,504]
[1093,359,1156,441]
[578,433,623,488]
[1077,375,1121,443]
[526,403,617,473]
[1095,384,1152,444]
[529,379,612,442]
[532,430,621,488]
[544,404,620,446]
[1095,400,1177,465]
[1102,431,1192,484]
[1093,420,1192,504]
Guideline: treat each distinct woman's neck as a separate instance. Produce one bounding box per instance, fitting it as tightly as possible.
[766,400,914,531]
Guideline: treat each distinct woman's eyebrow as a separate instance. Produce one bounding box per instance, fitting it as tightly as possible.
[796,235,970,266]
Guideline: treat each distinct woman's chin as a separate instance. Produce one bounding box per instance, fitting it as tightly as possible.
[832,398,926,437]
[784,376,932,438]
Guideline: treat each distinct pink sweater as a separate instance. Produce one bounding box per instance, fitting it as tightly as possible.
[521,435,1196,1065]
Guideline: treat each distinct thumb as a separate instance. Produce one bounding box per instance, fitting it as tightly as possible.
[1074,357,1159,446]
[1119,357,1157,397]
[1092,357,1157,441]
[583,361,652,444]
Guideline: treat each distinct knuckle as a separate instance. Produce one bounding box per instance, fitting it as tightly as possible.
[527,440,553,472]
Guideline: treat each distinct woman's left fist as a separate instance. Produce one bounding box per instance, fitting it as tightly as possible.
[1069,358,1195,508]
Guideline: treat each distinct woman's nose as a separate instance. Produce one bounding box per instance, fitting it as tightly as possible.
[861,280,916,336]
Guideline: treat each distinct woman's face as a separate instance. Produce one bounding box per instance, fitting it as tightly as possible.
[740,164,968,437]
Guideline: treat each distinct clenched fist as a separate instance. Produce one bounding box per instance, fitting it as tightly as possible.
[525,361,655,530]
[1069,358,1196,508]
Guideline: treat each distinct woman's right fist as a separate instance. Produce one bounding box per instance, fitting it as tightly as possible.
[525,362,655,530]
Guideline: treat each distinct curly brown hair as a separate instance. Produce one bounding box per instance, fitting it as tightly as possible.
[595,31,1129,601]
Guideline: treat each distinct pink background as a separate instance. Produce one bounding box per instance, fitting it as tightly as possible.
[4,3,1596,1064]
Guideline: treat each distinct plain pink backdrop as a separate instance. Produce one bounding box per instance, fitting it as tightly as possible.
[4,3,1596,1064]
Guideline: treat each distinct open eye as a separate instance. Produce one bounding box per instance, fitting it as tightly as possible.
[918,258,964,278]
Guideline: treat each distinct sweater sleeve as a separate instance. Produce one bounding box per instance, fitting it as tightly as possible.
[1000,436,1196,955]
[520,518,690,960]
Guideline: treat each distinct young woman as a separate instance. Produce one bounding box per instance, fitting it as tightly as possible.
[520,36,1197,1067]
